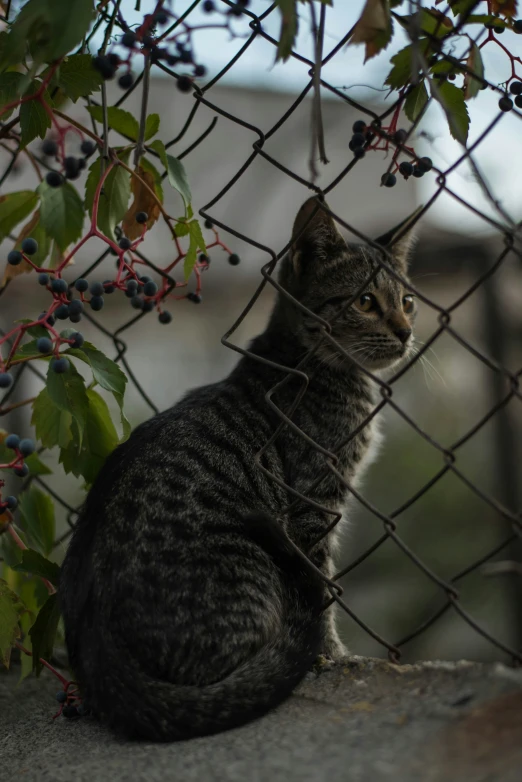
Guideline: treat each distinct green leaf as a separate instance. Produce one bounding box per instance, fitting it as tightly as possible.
[24,452,52,476]
[433,80,470,142]
[415,8,453,38]
[0,579,25,669]
[59,389,118,484]
[32,386,73,450]
[149,140,192,211]
[65,342,130,440]
[12,549,60,586]
[141,157,164,204]
[404,81,429,122]
[55,54,104,102]
[0,191,38,243]
[16,319,50,340]
[84,151,131,242]
[19,82,54,149]
[144,113,160,141]
[184,219,207,280]
[37,180,84,251]
[87,105,139,140]
[29,592,60,676]
[385,40,430,89]
[18,486,55,558]
[175,221,190,237]
[275,0,299,62]
[464,41,484,100]
[12,339,45,360]
[0,0,96,69]
[0,72,25,120]
[45,359,89,447]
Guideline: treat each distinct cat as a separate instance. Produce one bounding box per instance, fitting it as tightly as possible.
[59,196,417,742]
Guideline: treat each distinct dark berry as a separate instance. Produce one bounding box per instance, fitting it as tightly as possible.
[119,237,132,250]
[351,132,366,148]
[39,311,55,326]
[381,172,396,188]
[62,705,79,719]
[187,292,201,303]
[70,312,82,324]
[5,496,17,510]
[38,272,49,286]
[204,218,213,229]
[131,295,144,310]
[121,31,137,48]
[352,120,366,134]
[93,55,116,80]
[393,129,407,144]
[19,438,35,457]
[499,96,513,112]
[143,280,158,296]
[154,11,168,25]
[42,139,58,156]
[177,75,192,93]
[0,371,14,388]
[51,278,68,294]
[203,0,215,11]
[103,280,115,293]
[51,357,69,374]
[7,250,23,266]
[77,703,90,716]
[199,253,209,263]
[108,53,121,67]
[509,81,522,95]
[5,434,19,448]
[136,211,148,224]
[166,54,179,67]
[399,161,414,177]
[55,304,69,320]
[64,157,80,179]
[90,296,104,311]
[229,5,243,16]
[89,281,104,296]
[228,254,240,266]
[45,171,64,188]
[139,275,152,284]
[417,156,433,173]
[515,20,522,34]
[21,238,38,256]
[80,140,96,157]
[14,464,29,478]
[70,332,84,349]
[126,279,138,294]
[412,166,424,178]
[78,160,86,172]
[143,300,154,313]
[158,311,172,324]
[118,73,134,90]
[75,278,89,292]
[494,25,504,34]
[37,337,53,354]
[56,691,67,703]
[353,147,365,159]
[516,95,522,109]
[68,300,83,317]
[179,48,193,64]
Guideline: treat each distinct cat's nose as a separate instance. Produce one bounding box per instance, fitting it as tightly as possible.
[395,328,412,344]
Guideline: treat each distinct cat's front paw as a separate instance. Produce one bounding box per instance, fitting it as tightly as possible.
[321,635,349,663]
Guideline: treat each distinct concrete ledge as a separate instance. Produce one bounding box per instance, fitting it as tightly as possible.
[3,657,522,782]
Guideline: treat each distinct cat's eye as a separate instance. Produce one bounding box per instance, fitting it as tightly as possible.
[402,295,415,314]
[355,293,376,313]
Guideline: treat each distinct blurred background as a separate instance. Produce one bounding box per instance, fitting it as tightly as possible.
[1,0,522,664]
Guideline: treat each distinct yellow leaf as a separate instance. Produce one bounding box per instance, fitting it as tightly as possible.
[490,0,517,18]
[350,0,393,62]
[122,166,161,240]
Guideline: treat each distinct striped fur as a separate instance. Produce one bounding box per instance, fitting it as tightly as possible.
[60,197,416,741]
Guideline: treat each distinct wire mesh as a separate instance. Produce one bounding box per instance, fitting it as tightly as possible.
[1,0,522,667]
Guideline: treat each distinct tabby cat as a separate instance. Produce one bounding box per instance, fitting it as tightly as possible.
[60,197,417,741]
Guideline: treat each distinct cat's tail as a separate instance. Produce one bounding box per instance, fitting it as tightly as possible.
[69,514,325,742]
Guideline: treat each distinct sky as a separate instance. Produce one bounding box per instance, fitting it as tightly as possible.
[99,1,522,237]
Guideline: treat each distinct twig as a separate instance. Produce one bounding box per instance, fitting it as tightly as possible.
[134,55,151,167]
[309,0,328,181]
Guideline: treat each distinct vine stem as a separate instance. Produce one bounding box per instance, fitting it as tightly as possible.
[6,520,55,595]
[134,54,151,167]
[15,643,69,686]
[0,396,36,416]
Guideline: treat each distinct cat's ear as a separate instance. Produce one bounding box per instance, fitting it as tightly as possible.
[290,197,345,275]
[375,205,423,269]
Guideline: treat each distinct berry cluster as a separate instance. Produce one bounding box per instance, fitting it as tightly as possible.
[42,139,96,188]
[349,120,372,159]
[0,434,35,480]
[54,688,90,720]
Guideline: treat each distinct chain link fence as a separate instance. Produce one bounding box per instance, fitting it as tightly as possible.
[1,0,522,668]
